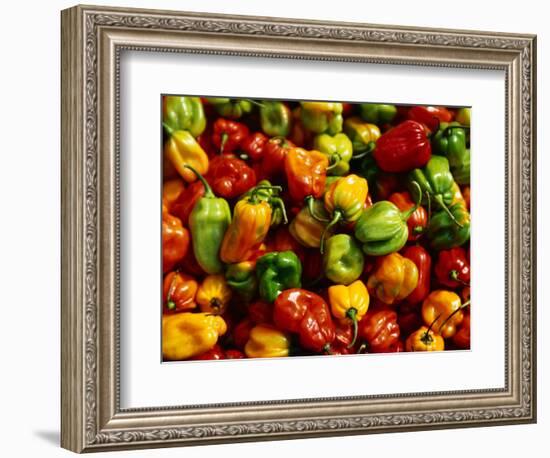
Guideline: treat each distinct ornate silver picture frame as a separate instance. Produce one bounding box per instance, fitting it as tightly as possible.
[61,4,536,452]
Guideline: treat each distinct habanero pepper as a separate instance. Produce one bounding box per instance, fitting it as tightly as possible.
[273,226,306,263]
[212,118,250,154]
[162,204,190,273]
[225,260,258,303]
[455,108,471,126]
[358,309,400,353]
[241,132,268,162]
[402,245,432,306]
[261,137,295,179]
[284,148,329,203]
[170,179,205,227]
[300,101,343,135]
[359,103,397,125]
[232,318,254,350]
[163,271,198,312]
[273,288,336,353]
[389,191,428,241]
[256,251,302,303]
[289,199,333,249]
[244,324,291,358]
[196,274,233,315]
[367,252,419,305]
[452,313,471,349]
[373,120,431,173]
[313,132,354,176]
[322,234,364,285]
[407,105,453,133]
[432,122,470,185]
[434,247,470,288]
[206,154,257,199]
[421,290,465,339]
[162,178,186,213]
[343,116,381,154]
[248,300,273,324]
[163,127,210,183]
[186,165,231,274]
[242,180,288,227]
[405,325,445,352]
[259,101,292,137]
[206,98,253,119]
[162,95,206,138]
[427,203,471,250]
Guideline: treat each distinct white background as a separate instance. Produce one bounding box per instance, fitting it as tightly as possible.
[121,53,505,407]
[0,0,546,457]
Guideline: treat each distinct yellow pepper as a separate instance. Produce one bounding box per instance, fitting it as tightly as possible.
[450,181,467,209]
[220,194,272,264]
[421,290,464,338]
[162,178,185,212]
[244,324,290,358]
[162,312,227,361]
[164,130,209,183]
[328,280,370,347]
[196,274,233,315]
[289,199,332,248]
[405,325,445,352]
[343,116,381,154]
[367,253,419,305]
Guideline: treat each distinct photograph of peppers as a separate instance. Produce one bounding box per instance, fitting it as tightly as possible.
[161,95,471,361]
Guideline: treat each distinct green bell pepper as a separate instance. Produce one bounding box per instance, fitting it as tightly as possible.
[163,96,206,137]
[225,261,258,302]
[185,165,231,274]
[206,98,253,119]
[432,122,470,185]
[313,133,353,176]
[256,251,302,303]
[427,203,471,250]
[260,101,291,137]
[359,103,397,125]
[322,234,364,285]
[300,102,343,135]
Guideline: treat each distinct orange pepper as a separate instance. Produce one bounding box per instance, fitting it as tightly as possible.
[162,204,190,273]
[367,253,419,305]
[421,290,464,339]
[196,274,233,315]
[284,147,328,203]
[405,325,445,352]
[162,178,186,213]
[163,271,198,312]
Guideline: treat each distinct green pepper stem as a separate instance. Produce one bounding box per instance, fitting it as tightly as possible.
[162,122,175,137]
[422,313,442,346]
[326,153,342,171]
[350,141,377,160]
[166,273,179,310]
[450,270,470,286]
[306,196,330,223]
[246,99,266,109]
[357,343,368,354]
[401,181,422,221]
[437,301,470,335]
[183,164,214,197]
[434,194,463,228]
[319,211,342,254]
[220,132,228,154]
[346,308,358,348]
[270,197,288,224]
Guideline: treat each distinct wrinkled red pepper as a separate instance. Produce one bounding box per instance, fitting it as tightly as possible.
[273,288,335,352]
[212,118,249,153]
[434,247,470,288]
[171,180,205,226]
[373,120,431,172]
[407,105,454,133]
[402,245,432,305]
[284,148,328,203]
[329,322,354,355]
[261,137,295,179]
[206,154,257,199]
[241,132,268,162]
[359,310,400,353]
[389,191,428,240]
[162,205,190,273]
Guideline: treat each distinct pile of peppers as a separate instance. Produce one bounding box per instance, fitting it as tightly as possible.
[161,96,471,360]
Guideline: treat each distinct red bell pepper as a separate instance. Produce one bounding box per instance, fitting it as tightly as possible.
[206,154,257,199]
[261,137,295,179]
[241,132,268,162]
[407,105,454,133]
[373,120,431,172]
[434,247,470,288]
[171,180,205,226]
[389,191,428,240]
[212,118,249,153]
[402,245,432,305]
[284,148,328,203]
[273,288,335,353]
[358,310,400,353]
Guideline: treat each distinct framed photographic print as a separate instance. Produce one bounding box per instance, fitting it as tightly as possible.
[61,4,537,453]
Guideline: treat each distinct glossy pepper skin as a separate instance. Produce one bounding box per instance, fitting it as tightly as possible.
[402,245,432,306]
[367,252,419,305]
[256,251,302,303]
[373,120,432,173]
[162,312,227,360]
[186,166,231,274]
[422,290,464,339]
[407,105,453,133]
[260,101,292,137]
[322,234,364,285]
[162,178,186,212]
[206,98,253,119]
[242,180,288,227]
[261,137,295,179]
[452,313,470,349]
[343,116,381,154]
[206,154,257,199]
[162,95,206,138]
[241,132,268,162]
[359,309,400,353]
[432,122,470,185]
[427,203,471,250]
[435,247,470,288]
[163,271,198,312]
[273,289,336,353]
[171,180,205,226]
[196,274,233,315]
[328,280,370,347]
[388,191,428,241]
[284,148,329,203]
[244,324,290,358]
[359,104,397,125]
[164,129,210,183]
[354,186,420,256]
[455,108,471,126]
[289,199,333,248]
[225,261,258,302]
[313,133,354,176]
[220,191,272,264]
[162,205,190,273]
[405,326,445,352]
[212,118,250,153]
[300,102,343,135]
